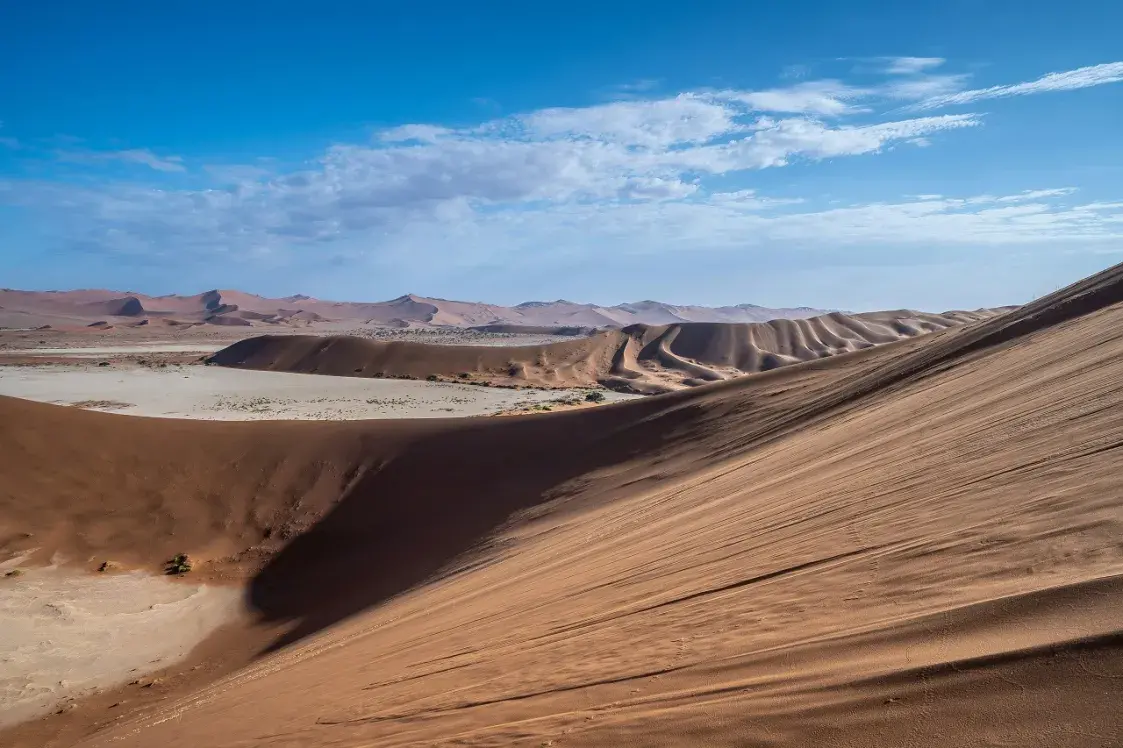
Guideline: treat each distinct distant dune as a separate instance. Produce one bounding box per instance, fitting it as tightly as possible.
[0,287,833,331]
[211,307,1010,392]
[2,263,1122,747]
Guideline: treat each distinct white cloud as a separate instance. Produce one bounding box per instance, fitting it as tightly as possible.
[379,124,453,143]
[717,81,867,116]
[881,74,969,100]
[657,114,978,172]
[915,61,1123,109]
[56,148,186,172]
[884,57,946,75]
[996,188,1076,202]
[518,94,737,147]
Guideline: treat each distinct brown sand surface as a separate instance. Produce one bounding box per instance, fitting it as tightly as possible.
[1,265,1122,746]
[211,307,1008,392]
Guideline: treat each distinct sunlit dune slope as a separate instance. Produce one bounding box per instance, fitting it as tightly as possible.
[2,265,1123,746]
[210,307,1007,392]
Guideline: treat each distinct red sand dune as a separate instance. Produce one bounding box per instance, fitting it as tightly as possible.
[0,287,835,330]
[2,264,1122,746]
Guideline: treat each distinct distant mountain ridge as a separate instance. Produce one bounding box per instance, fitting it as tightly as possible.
[0,287,835,330]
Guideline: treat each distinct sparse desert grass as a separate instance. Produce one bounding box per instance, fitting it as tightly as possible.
[69,400,135,410]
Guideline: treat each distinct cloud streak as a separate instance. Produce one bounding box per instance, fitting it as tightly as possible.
[55,148,186,172]
[884,56,946,75]
[915,61,1123,109]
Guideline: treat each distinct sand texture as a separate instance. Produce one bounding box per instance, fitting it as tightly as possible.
[0,564,239,729]
[211,308,1008,392]
[1,264,1122,746]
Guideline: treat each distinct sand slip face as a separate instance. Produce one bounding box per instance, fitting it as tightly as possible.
[0,564,239,729]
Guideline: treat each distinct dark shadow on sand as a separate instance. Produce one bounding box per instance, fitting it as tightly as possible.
[247,397,697,653]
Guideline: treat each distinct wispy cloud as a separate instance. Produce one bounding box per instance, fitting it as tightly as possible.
[379,124,454,143]
[517,94,740,146]
[616,79,661,93]
[915,61,1123,109]
[55,148,186,172]
[718,81,868,116]
[881,74,969,100]
[884,56,946,75]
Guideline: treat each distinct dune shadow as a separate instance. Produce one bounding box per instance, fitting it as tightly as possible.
[247,400,694,653]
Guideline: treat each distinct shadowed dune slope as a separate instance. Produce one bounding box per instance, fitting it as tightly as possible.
[210,307,1007,392]
[3,265,1123,746]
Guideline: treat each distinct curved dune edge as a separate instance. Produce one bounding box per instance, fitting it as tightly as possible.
[2,265,1123,745]
[207,308,1010,393]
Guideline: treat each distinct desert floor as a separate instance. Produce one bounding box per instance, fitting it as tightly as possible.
[0,362,636,420]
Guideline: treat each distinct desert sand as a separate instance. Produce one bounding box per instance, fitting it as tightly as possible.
[0,365,635,420]
[0,561,239,730]
[1,344,225,357]
[1,264,1122,746]
[211,307,1007,392]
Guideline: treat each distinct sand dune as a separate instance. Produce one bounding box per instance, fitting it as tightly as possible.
[1,265,1122,746]
[211,307,1008,392]
[0,288,831,331]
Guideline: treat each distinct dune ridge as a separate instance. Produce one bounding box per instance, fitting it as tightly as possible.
[2,264,1123,746]
[0,288,831,331]
[211,307,1008,391]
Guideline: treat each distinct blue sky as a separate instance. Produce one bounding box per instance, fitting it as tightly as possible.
[1,1,1121,311]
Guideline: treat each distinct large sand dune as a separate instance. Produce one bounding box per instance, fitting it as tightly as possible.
[1,265,1122,746]
[0,287,829,331]
[211,307,1007,392]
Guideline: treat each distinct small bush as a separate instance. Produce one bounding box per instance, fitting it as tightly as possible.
[458,372,471,378]
[585,391,606,403]
[165,553,192,575]
[426,374,440,381]
[4,569,22,578]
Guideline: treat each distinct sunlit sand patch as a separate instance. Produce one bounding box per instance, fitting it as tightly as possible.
[0,562,239,728]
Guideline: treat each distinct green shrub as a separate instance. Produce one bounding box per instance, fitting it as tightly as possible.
[165,554,192,575]
[426,374,440,381]
[585,391,606,403]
